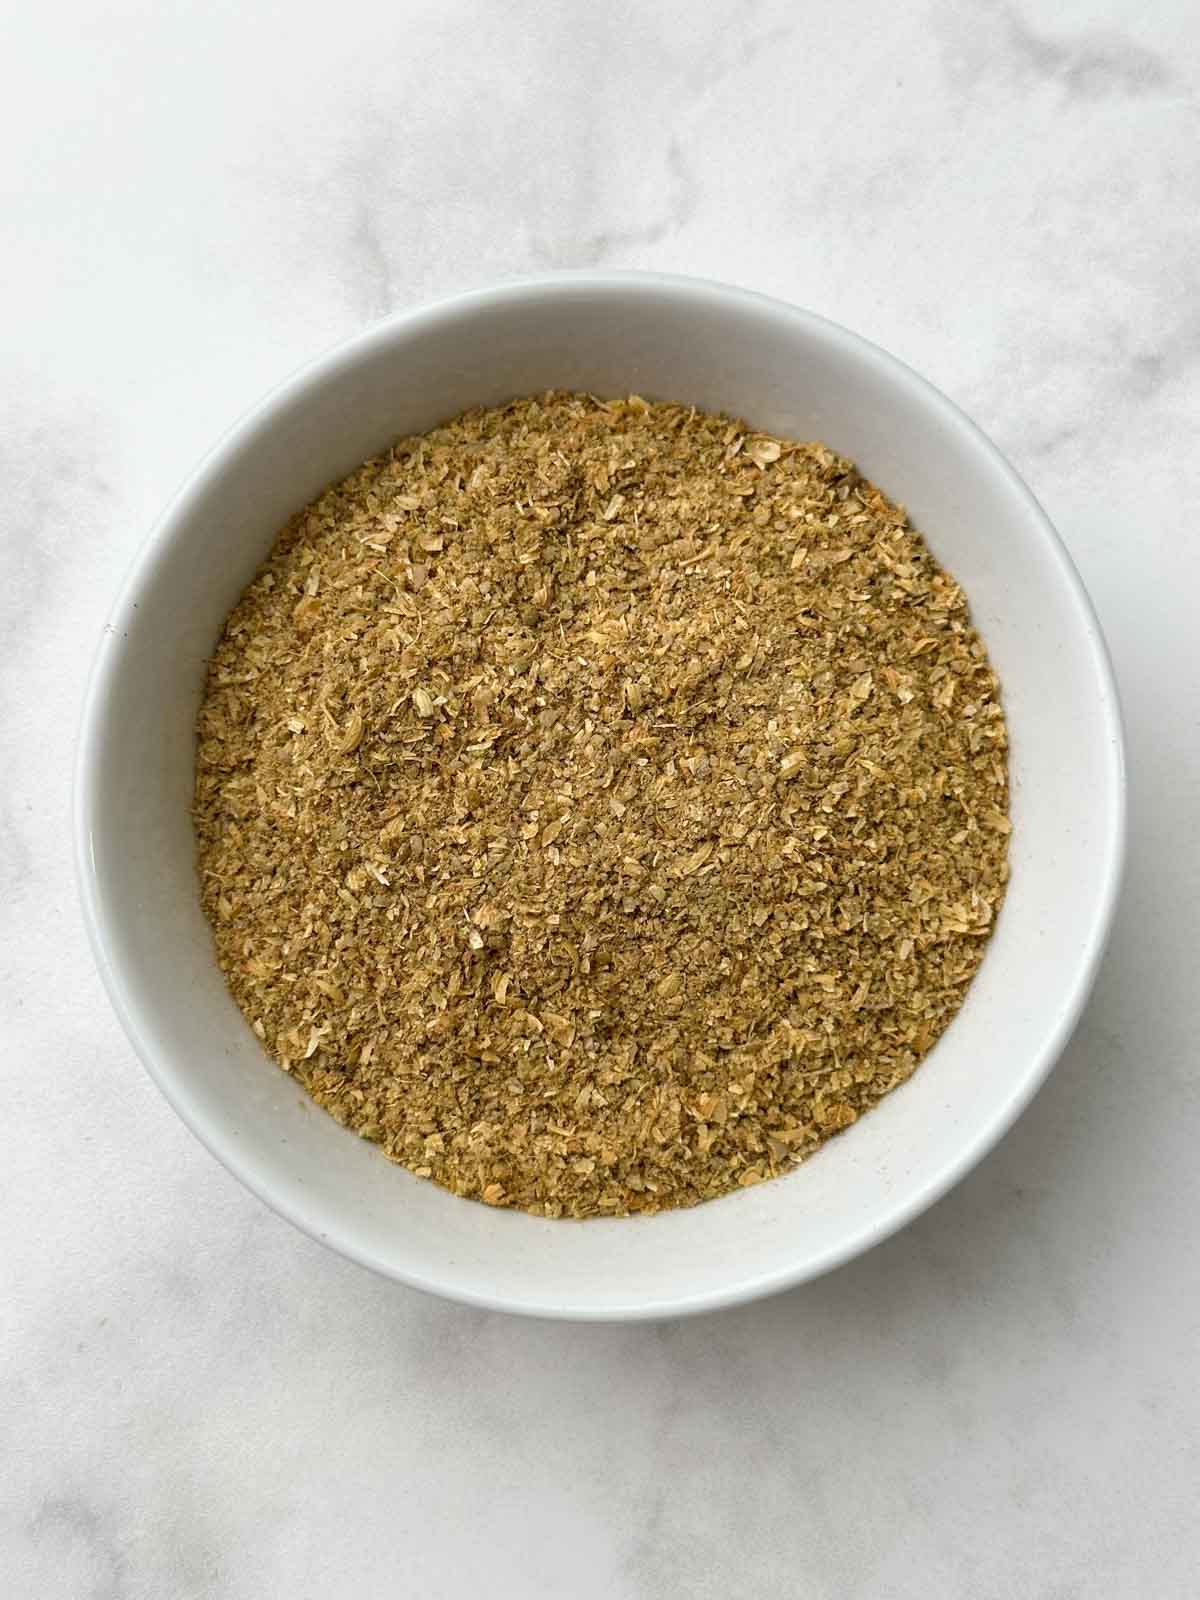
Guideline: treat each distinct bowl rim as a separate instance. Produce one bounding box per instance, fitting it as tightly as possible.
[75,270,1128,1320]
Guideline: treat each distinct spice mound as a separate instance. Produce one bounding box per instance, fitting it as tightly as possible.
[195,393,1010,1218]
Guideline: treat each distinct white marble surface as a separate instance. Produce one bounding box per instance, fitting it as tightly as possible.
[4,1,1199,1593]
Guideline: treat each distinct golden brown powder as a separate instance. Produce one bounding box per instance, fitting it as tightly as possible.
[194,392,1010,1217]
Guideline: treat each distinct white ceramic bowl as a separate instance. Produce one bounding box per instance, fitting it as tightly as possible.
[76,273,1125,1320]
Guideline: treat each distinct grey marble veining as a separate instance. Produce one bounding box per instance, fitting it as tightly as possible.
[3,1,1199,1595]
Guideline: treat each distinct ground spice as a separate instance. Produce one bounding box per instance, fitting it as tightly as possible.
[194,393,1010,1218]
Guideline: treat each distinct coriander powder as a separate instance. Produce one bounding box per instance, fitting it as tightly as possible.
[194,393,1009,1218]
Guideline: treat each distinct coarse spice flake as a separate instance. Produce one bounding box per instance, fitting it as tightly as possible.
[194,392,1010,1218]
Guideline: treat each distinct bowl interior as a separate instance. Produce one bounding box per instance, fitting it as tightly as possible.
[77,277,1123,1318]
